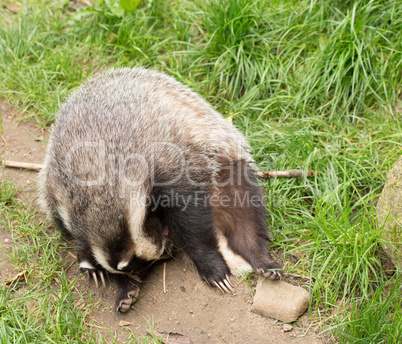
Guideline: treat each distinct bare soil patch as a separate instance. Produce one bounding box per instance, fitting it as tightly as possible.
[0,100,327,343]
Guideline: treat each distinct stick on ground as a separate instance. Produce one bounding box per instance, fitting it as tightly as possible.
[2,160,45,171]
[2,160,316,178]
[258,170,316,178]
[163,262,167,294]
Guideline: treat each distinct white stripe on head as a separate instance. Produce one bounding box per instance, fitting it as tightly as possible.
[128,192,164,261]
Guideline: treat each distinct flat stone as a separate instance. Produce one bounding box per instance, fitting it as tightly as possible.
[251,278,309,322]
[283,324,293,332]
[377,155,402,268]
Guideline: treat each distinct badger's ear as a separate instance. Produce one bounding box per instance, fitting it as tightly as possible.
[117,247,136,271]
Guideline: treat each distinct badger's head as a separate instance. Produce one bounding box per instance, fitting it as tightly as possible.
[80,202,169,275]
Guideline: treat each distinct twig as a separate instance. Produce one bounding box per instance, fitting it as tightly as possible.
[90,324,107,330]
[2,160,44,171]
[163,262,166,294]
[1,160,316,179]
[258,170,316,178]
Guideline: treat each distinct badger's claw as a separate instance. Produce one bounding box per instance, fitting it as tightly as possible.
[100,271,106,287]
[211,275,234,294]
[213,281,225,293]
[92,271,98,288]
[258,262,284,280]
[219,281,231,293]
[80,264,107,288]
[224,275,234,291]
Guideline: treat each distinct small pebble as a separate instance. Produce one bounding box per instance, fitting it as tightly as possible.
[283,324,293,332]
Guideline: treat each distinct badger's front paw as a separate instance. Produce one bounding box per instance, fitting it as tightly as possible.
[115,285,140,313]
[257,261,284,280]
[194,254,233,293]
[79,261,107,288]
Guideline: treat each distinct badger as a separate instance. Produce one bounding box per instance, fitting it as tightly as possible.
[38,68,283,313]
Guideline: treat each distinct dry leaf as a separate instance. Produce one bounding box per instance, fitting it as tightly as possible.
[7,5,21,13]
[119,320,132,327]
[5,271,28,286]
[147,330,191,344]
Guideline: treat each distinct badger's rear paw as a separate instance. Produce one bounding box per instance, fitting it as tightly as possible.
[115,286,140,313]
[79,263,107,288]
[257,262,284,280]
[203,273,234,294]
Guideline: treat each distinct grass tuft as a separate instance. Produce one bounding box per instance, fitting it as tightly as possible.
[331,274,402,343]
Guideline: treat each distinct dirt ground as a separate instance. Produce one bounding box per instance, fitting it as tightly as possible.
[0,99,327,343]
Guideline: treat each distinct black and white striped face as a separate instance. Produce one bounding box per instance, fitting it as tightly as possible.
[78,207,169,275]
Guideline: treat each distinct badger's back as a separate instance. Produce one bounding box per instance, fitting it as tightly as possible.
[52,68,250,159]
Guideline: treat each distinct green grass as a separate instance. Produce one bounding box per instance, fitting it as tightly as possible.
[0,183,97,343]
[0,0,401,342]
[330,275,402,343]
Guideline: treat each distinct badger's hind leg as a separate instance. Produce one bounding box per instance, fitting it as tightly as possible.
[213,160,283,280]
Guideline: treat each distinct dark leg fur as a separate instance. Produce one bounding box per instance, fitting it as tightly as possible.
[162,193,233,291]
[213,160,283,280]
